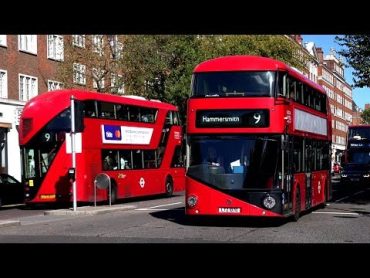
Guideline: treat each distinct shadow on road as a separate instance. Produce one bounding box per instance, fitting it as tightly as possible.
[150,207,289,228]
[331,178,370,205]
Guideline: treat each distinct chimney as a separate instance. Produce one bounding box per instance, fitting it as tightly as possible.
[317,47,324,63]
[296,35,303,45]
[291,35,303,45]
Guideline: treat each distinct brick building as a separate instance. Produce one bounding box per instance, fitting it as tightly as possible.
[352,102,363,125]
[0,35,62,179]
[0,34,124,179]
[290,35,354,165]
[317,48,353,163]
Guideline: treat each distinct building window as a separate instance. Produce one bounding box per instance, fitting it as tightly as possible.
[19,74,38,101]
[0,70,8,98]
[336,108,343,118]
[47,35,64,61]
[111,73,124,94]
[343,86,351,97]
[72,35,85,48]
[47,80,63,91]
[92,68,105,90]
[335,64,344,77]
[322,69,334,85]
[108,35,123,60]
[337,94,343,105]
[92,35,104,55]
[18,35,37,55]
[73,63,86,85]
[324,85,334,99]
[0,35,6,47]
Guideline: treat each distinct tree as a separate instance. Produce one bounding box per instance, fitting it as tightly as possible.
[122,35,305,120]
[361,108,370,124]
[57,35,125,94]
[197,35,308,70]
[335,35,370,88]
[58,35,306,123]
[121,35,203,118]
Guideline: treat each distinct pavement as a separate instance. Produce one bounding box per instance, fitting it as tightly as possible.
[44,204,137,216]
[0,220,21,227]
[0,204,137,228]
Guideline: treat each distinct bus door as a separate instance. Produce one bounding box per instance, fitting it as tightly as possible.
[304,139,313,209]
[305,173,312,209]
[282,135,294,212]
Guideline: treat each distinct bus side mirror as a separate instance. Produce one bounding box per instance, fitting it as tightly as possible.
[68,168,76,182]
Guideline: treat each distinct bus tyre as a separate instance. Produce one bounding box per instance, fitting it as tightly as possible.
[293,188,301,222]
[165,176,174,197]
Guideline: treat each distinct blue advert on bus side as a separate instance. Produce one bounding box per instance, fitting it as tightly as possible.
[103,125,122,141]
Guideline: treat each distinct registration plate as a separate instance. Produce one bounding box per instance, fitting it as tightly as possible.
[218,207,241,213]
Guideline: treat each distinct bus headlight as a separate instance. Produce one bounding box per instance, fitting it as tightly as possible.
[187,195,198,208]
[262,195,276,210]
[341,174,347,178]
[363,174,370,178]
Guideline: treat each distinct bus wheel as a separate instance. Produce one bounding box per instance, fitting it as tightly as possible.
[293,188,301,222]
[165,176,174,197]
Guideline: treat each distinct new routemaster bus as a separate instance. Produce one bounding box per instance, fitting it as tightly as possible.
[19,89,185,205]
[185,55,332,221]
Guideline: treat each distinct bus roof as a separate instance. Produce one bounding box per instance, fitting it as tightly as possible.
[193,55,325,94]
[24,89,177,111]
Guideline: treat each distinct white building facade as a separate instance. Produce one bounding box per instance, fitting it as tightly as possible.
[0,99,25,180]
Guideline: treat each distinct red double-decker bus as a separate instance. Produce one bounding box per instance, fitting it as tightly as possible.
[19,89,185,205]
[185,55,332,221]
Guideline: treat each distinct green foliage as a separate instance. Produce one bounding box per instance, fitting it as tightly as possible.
[361,108,370,124]
[57,35,125,94]
[336,35,370,88]
[122,35,304,121]
[59,35,306,122]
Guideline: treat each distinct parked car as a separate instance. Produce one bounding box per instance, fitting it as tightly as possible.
[0,173,24,207]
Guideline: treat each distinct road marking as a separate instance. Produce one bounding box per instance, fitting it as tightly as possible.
[335,190,366,202]
[135,201,183,211]
[313,211,360,216]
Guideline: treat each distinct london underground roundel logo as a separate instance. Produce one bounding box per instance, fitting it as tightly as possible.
[139,177,145,188]
[115,130,121,138]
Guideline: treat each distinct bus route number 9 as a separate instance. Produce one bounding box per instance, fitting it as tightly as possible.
[41,132,53,143]
[253,112,262,125]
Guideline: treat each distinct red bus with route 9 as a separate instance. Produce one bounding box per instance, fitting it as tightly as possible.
[19,89,185,205]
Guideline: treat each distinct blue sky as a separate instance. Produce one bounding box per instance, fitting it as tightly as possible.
[302,35,369,110]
